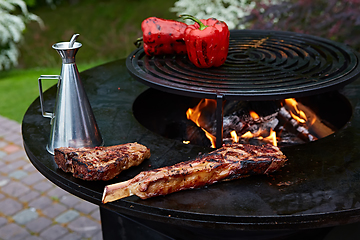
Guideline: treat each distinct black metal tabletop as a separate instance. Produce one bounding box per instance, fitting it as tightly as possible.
[23,57,360,231]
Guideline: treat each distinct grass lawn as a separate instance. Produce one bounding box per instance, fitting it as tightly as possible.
[0,0,177,123]
[20,0,178,68]
[0,63,102,123]
[0,67,58,123]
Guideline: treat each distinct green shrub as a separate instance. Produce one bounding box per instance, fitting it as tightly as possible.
[244,0,360,50]
[0,0,43,70]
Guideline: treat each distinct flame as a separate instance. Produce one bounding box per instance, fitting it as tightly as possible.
[186,99,215,125]
[241,131,254,138]
[265,129,277,147]
[284,98,320,131]
[187,98,319,148]
[283,98,335,139]
[230,130,239,143]
[241,128,277,146]
[203,128,216,148]
[250,110,259,120]
[240,110,277,146]
[284,98,307,124]
[186,99,217,148]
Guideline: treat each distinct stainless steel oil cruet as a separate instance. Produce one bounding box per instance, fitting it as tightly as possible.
[38,34,103,155]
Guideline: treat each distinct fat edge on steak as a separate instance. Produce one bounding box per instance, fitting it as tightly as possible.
[102,143,287,203]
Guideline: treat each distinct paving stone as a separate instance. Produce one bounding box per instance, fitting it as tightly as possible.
[67,216,102,238]
[0,117,104,240]
[18,191,41,203]
[0,217,7,227]
[92,231,103,240]
[0,176,10,187]
[0,198,23,215]
[21,171,45,185]
[60,232,82,240]
[0,129,13,138]
[0,150,7,158]
[9,170,28,179]
[9,232,31,240]
[46,187,69,199]
[0,159,27,173]
[0,223,30,240]
[13,208,39,225]
[3,144,21,154]
[33,180,54,193]
[28,195,53,210]
[1,181,30,198]
[91,209,101,222]
[41,202,67,218]
[39,224,69,240]
[25,216,52,233]
[0,140,8,148]
[22,162,38,173]
[12,138,24,146]
[24,236,44,240]
[2,150,28,163]
[0,117,19,131]
[60,194,82,208]
[0,125,7,133]
[55,209,80,223]
[73,200,98,214]
[4,134,23,145]
[9,123,21,133]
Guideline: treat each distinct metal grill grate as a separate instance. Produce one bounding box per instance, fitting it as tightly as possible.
[126,30,360,101]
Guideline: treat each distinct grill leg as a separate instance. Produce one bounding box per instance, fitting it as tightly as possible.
[100,206,173,240]
[215,94,224,148]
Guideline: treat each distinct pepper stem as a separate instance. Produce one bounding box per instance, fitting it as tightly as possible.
[180,14,207,30]
[134,37,143,48]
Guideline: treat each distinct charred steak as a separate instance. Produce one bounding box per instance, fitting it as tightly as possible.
[102,143,287,203]
[54,143,150,181]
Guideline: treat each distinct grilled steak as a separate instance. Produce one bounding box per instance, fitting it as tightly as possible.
[54,143,150,181]
[102,143,287,203]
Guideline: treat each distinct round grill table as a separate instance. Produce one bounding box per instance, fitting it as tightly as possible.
[23,35,360,239]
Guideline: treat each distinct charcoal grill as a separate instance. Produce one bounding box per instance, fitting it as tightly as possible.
[22,30,360,239]
[127,30,360,147]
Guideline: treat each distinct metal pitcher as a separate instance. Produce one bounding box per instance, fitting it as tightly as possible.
[38,34,103,155]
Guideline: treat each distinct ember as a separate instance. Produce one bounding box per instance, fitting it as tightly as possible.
[185,98,335,148]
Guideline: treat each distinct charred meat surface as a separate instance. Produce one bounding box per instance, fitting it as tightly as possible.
[54,143,151,181]
[102,143,287,203]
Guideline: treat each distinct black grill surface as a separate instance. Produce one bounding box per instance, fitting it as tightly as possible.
[127,30,360,100]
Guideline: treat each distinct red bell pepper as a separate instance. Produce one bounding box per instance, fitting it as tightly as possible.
[138,17,188,56]
[180,14,230,68]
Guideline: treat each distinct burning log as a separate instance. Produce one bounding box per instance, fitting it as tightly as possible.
[185,97,335,148]
[216,100,281,139]
[185,121,212,147]
[223,100,281,119]
[164,119,211,147]
[277,107,318,143]
[278,99,335,142]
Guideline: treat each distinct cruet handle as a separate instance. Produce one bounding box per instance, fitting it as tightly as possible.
[38,75,60,119]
